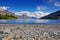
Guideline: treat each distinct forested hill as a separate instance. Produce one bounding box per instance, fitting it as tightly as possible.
[41,10,60,19]
[0,10,17,19]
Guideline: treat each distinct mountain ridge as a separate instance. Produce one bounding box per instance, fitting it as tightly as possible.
[40,10,60,19]
[0,10,17,19]
[18,14,37,19]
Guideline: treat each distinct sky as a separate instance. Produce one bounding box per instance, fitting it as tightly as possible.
[0,0,60,18]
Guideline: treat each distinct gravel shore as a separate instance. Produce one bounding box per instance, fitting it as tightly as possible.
[0,24,60,40]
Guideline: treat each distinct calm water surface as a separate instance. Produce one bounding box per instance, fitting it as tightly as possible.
[0,19,60,24]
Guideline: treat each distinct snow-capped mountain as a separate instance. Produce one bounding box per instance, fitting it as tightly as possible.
[18,14,37,19]
[15,11,49,19]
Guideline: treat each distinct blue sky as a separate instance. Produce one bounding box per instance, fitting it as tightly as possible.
[0,0,60,13]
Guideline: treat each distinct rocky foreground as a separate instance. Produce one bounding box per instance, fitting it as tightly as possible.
[0,24,60,40]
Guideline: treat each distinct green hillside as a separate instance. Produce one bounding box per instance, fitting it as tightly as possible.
[0,14,17,19]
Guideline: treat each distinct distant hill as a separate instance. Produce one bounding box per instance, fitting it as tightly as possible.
[18,14,37,19]
[40,10,60,19]
[0,10,17,19]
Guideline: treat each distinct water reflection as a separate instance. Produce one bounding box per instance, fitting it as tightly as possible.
[0,19,60,24]
[0,20,7,22]
[35,19,49,23]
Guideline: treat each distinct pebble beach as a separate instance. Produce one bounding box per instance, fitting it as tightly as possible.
[0,24,60,40]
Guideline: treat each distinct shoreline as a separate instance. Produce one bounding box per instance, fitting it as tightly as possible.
[0,23,60,25]
[0,24,60,28]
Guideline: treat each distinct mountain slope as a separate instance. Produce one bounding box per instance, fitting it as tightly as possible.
[40,10,60,19]
[0,10,17,19]
[18,14,37,19]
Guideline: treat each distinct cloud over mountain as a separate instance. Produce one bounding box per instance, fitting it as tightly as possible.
[15,11,30,16]
[0,6,10,11]
[15,11,49,18]
[33,11,49,18]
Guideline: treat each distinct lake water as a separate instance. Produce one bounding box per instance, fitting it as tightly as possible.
[0,19,60,24]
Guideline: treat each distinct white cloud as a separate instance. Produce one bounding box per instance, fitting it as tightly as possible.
[15,11,30,16]
[36,6,46,11]
[55,2,60,7]
[15,11,50,18]
[35,6,50,18]
[36,6,41,11]
[15,11,36,17]
[0,6,10,11]
[15,6,50,18]
[33,11,49,18]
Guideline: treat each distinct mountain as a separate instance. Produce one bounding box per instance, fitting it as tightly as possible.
[18,14,37,19]
[40,10,60,19]
[0,10,17,19]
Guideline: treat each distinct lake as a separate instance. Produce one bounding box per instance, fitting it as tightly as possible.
[0,19,60,24]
